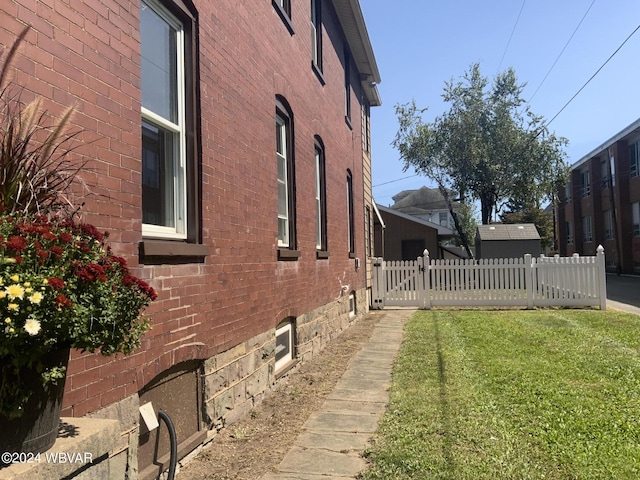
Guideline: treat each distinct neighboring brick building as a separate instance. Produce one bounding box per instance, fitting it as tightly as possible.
[1,0,381,477]
[557,118,640,274]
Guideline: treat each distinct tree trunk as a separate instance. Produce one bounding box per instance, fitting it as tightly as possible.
[438,184,474,259]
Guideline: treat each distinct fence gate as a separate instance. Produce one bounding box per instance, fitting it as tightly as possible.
[371,254,427,308]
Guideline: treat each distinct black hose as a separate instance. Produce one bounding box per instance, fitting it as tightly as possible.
[157,409,177,480]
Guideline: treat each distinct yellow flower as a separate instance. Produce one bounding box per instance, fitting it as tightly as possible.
[5,284,25,300]
[0,277,3,285]
[0,292,5,299]
[24,319,41,336]
[10,275,19,282]
[7,303,19,311]
[25,287,33,293]
[5,258,16,263]
[8,327,14,333]
[42,279,48,285]
[4,318,10,324]
[23,282,31,287]
[28,292,43,304]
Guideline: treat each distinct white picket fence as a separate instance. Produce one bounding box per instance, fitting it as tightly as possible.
[371,246,606,310]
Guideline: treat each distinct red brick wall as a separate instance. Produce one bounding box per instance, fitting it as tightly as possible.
[1,0,369,416]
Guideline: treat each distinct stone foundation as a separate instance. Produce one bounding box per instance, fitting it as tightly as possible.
[202,288,368,431]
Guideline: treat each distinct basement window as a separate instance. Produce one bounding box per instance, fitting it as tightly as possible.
[349,291,356,317]
[275,318,295,372]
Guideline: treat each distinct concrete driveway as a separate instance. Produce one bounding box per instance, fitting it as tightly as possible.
[606,274,640,314]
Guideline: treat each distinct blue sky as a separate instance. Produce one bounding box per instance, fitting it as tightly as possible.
[360,0,640,207]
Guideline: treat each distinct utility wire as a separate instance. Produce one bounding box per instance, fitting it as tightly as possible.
[529,0,597,103]
[547,22,640,127]
[496,0,526,74]
[373,174,419,188]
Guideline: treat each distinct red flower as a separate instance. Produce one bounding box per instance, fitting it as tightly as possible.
[6,235,26,252]
[58,232,73,243]
[42,232,57,242]
[47,277,66,290]
[50,246,64,257]
[36,249,49,259]
[122,275,157,300]
[80,224,104,242]
[55,293,73,308]
[75,241,90,253]
[75,263,106,283]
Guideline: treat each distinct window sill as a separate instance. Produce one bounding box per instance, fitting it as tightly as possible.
[312,62,325,85]
[272,0,294,35]
[278,248,301,261]
[139,240,209,264]
[348,252,356,259]
[275,358,298,379]
[316,250,329,259]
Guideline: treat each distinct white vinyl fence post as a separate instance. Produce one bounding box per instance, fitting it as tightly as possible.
[422,249,431,310]
[596,245,606,311]
[525,253,534,309]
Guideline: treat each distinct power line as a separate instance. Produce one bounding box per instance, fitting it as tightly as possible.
[528,0,597,103]
[496,0,526,74]
[547,22,640,127]
[372,174,419,188]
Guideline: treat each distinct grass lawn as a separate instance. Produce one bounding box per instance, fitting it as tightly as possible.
[359,309,640,479]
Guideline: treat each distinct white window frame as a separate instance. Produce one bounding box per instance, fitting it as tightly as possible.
[315,147,322,249]
[349,292,356,317]
[275,320,294,372]
[141,0,187,240]
[277,115,289,247]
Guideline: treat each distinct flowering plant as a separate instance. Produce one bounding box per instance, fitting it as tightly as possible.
[0,213,156,418]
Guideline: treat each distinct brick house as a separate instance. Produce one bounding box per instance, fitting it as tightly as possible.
[557,118,640,274]
[1,0,381,477]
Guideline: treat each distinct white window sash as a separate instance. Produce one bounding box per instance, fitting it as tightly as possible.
[141,0,187,239]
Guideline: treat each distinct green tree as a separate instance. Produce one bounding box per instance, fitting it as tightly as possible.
[393,63,569,234]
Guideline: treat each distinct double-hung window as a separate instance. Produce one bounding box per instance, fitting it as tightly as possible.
[311,0,322,71]
[276,116,289,247]
[141,0,186,239]
[580,169,590,197]
[273,0,294,34]
[346,170,355,256]
[314,137,327,255]
[344,48,351,127]
[582,215,592,243]
[601,159,609,189]
[633,202,640,237]
[566,221,574,245]
[604,210,613,240]
[630,140,640,178]
[276,98,297,257]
